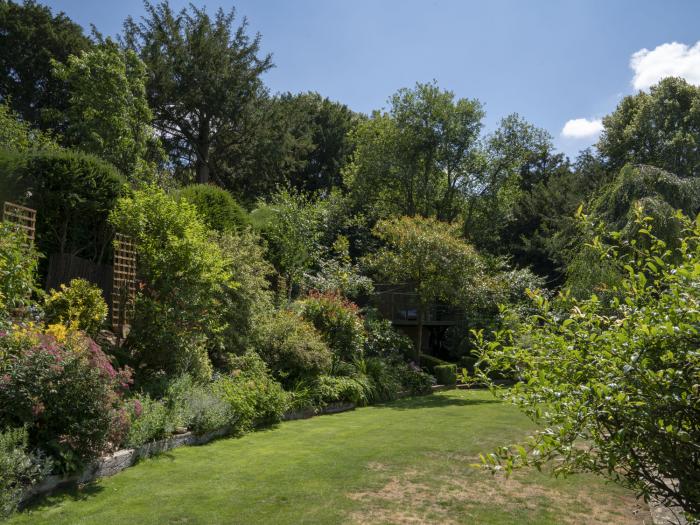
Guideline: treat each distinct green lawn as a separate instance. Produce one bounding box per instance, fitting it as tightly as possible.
[10,390,645,525]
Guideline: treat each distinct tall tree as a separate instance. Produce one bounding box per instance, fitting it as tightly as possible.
[52,40,163,182]
[123,1,272,185]
[598,77,700,178]
[346,82,484,222]
[0,0,91,130]
[365,216,485,361]
[463,114,554,253]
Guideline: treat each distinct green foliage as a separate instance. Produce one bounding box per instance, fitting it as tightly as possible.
[164,375,232,435]
[366,215,487,359]
[0,426,52,518]
[52,40,163,182]
[0,103,58,153]
[0,148,125,264]
[476,212,700,519]
[0,327,132,473]
[419,354,451,372]
[211,229,274,364]
[0,223,39,324]
[433,364,457,386]
[252,189,326,296]
[214,352,290,431]
[250,309,332,385]
[362,308,413,359]
[0,0,92,129]
[311,374,370,407]
[123,1,273,185]
[178,184,249,233]
[598,77,700,178]
[44,278,108,337]
[124,395,171,448]
[394,361,435,396]
[110,186,235,381]
[345,81,483,222]
[293,292,366,362]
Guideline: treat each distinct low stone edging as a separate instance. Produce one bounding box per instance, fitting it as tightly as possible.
[22,403,357,504]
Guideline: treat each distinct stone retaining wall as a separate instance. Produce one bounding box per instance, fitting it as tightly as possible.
[22,404,355,504]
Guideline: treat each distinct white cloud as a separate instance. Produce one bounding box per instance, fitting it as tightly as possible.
[630,41,700,91]
[561,118,603,139]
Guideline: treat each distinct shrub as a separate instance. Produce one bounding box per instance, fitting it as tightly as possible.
[294,291,366,362]
[0,326,132,473]
[251,309,332,385]
[356,356,402,402]
[178,184,249,233]
[165,375,232,435]
[0,148,125,265]
[44,278,108,337]
[0,427,52,518]
[110,186,234,381]
[433,364,457,386]
[0,222,39,325]
[476,211,700,519]
[419,354,450,372]
[312,375,369,406]
[396,362,435,396]
[214,353,289,431]
[211,230,274,365]
[363,309,413,359]
[124,395,171,448]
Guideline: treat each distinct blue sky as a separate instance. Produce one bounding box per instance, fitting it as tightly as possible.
[44,0,700,159]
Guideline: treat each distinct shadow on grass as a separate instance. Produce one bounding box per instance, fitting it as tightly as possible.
[377,392,500,411]
[20,480,105,513]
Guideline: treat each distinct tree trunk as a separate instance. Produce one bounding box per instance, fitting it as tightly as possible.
[196,157,210,184]
[415,304,424,364]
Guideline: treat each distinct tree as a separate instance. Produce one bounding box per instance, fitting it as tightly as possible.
[52,40,163,182]
[463,114,554,253]
[0,0,92,130]
[365,216,485,361]
[0,102,58,152]
[476,211,700,520]
[598,77,700,178]
[346,82,484,222]
[250,189,326,300]
[123,1,273,185]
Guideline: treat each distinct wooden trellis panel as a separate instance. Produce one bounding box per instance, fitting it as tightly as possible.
[112,233,137,332]
[2,201,36,244]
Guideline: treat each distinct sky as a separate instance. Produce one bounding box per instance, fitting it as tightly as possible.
[44,0,700,159]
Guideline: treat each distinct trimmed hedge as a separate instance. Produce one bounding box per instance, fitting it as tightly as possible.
[433,364,457,387]
[178,184,249,233]
[420,353,451,372]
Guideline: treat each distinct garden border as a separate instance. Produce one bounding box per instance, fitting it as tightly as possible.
[21,401,358,505]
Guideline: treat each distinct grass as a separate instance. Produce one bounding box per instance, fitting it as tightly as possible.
[9,390,646,525]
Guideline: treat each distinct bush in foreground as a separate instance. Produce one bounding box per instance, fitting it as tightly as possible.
[476,210,700,520]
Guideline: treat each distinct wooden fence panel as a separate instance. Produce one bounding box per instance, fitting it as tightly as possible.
[2,201,36,244]
[112,233,137,332]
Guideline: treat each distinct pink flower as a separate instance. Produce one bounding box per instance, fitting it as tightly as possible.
[133,399,143,418]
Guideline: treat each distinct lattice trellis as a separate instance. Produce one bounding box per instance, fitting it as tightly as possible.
[112,233,137,332]
[2,201,36,244]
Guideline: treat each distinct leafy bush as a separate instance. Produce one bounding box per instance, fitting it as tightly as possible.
[476,211,700,519]
[0,148,125,264]
[293,291,366,362]
[433,364,457,386]
[312,375,369,406]
[355,356,402,402]
[110,186,234,381]
[419,354,451,372]
[0,427,52,518]
[0,102,58,154]
[0,222,39,325]
[0,326,132,473]
[214,353,289,431]
[165,375,232,435]
[44,278,108,337]
[395,362,435,396]
[211,230,274,364]
[124,395,171,448]
[251,309,332,385]
[363,308,413,359]
[179,184,249,232]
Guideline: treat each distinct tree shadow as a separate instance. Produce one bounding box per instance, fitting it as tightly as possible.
[376,392,501,411]
[20,480,105,513]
